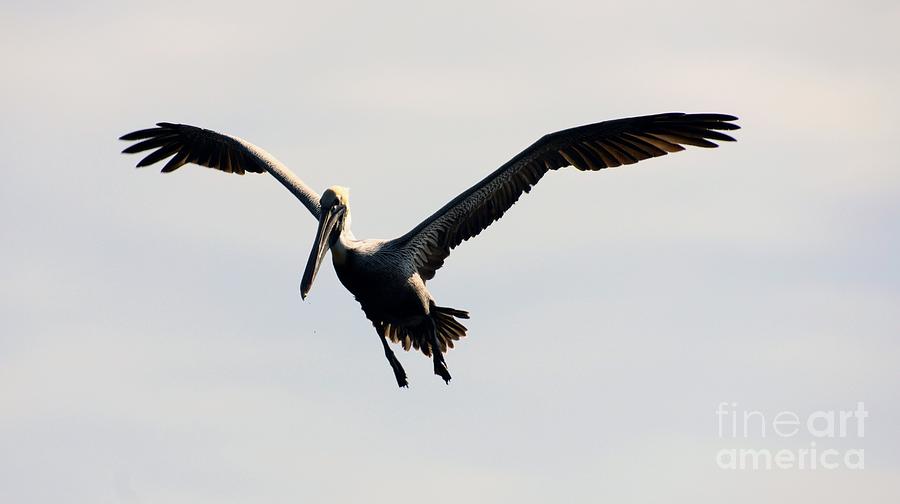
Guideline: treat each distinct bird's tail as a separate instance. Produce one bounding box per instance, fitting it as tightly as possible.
[379,303,469,385]
[384,303,469,356]
[431,304,470,354]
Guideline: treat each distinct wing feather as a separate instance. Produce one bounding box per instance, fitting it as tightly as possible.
[120,122,322,218]
[390,112,739,281]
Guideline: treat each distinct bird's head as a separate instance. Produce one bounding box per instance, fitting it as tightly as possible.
[300,186,350,300]
[319,185,352,232]
[319,185,350,211]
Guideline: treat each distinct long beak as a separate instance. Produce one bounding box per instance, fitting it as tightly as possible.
[300,205,345,300]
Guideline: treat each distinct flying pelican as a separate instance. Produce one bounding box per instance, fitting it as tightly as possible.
[120,112,739,387]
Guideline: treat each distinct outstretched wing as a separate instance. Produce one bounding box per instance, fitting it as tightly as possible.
[120,122,322,218]
[390,112,739,280]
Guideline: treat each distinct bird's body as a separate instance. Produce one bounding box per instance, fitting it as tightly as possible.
[120,112,739,387]
[334,241,430,327]
[320,210,469,384]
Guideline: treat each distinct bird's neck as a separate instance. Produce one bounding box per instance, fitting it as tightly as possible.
[330,224,355,265]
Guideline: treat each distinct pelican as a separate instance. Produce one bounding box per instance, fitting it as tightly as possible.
[120,112,739,387]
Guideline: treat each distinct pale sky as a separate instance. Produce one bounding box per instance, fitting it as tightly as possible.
[1,1,899,503]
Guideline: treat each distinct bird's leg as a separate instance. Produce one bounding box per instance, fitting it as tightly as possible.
[379,334,408,388]
[429,318,452,384]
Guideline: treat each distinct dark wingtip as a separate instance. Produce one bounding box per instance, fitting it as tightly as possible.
[685,113,741,140]
[702,130,737,143]
[119,127,160,141]
[687,113,739,122]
